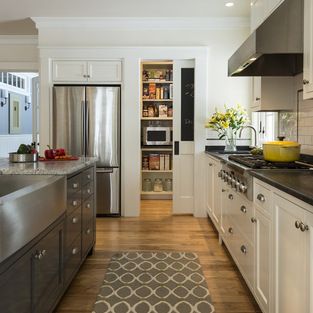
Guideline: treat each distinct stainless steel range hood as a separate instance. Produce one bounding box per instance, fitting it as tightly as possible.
[228,0,304,77]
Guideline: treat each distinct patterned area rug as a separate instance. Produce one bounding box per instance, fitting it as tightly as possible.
[93,251,215,313]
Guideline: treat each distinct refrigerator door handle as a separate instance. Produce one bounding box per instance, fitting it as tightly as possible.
[85,100,89,156]
[96,168,114,173]
[82,100,86,155]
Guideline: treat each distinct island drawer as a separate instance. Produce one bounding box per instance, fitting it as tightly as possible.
[82,220,94,257]
[66,206,82,248]
[82,167,94,186]
[82,182,94,200]
[67,174,82,195]
[64,236,81,284]
[67,193,82,214]
[82,197,94,225]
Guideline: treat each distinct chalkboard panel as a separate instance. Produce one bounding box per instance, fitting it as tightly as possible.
[181,68,194,141]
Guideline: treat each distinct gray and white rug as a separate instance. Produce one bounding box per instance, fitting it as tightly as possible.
[93,251,215,313]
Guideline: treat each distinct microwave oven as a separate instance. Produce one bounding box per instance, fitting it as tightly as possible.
[142,127,173,145]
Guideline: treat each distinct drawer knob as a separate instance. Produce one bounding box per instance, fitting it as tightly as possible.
[255,97,261,101]
[251,217,257,223]
[72,200,78,206]
[86,203,91,209]
[300,222,309,232]
[72,217,79,224]
[86,228,91,235]
[73,183,79,189]
[240,245,247,254]
[34,249,46,260]
[257,193,265,202]
[87,174,91,179]
[240,205,247,213]
[72,248,79,255]
[228,194,234,200]
[228,227,233,234]
[295,220,301,229]
[303,79,310,85]
[87,188,91,194]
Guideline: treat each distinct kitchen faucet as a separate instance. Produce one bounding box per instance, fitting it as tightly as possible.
[239,125,258,148]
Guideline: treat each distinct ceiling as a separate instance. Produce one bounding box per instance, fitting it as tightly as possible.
[0,0,251,35]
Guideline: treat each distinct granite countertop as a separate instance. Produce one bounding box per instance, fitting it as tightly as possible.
[250,169,313,207]
[0,157,98,175]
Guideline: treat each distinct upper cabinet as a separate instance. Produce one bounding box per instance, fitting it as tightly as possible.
[251,0,284,32]
[251,77,294,111]
[52,60,122,83]
[303,0,313,99]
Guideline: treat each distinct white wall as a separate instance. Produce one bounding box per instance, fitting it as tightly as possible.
[34,18,251,217]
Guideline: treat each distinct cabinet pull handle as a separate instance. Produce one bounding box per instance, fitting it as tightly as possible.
[257,193,265,202]
[295,220,301,229]
[228,194,234,200]
[255,97,261,101]
[73,183,79,189]
[87,174,91,179]
[72,248,79,255]
[87,188,91,194]
[86,203,91,209]
[300,222,309,232]
[222,189,226,192]
[72,217,79,224]
[86,228,91,235]
[228,227,233,234]
[240,245,247,254]
[83,74,87,78]
[209,163,213,166]
[72,200,78,206]
[251,217,257,223]
[240,206,247,213]
[34,249,46,260]
[303,79,310,85]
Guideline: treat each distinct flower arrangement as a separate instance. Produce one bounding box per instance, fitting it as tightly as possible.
[205,104,249,139]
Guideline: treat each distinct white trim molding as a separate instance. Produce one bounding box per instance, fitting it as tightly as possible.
[32,17,250,31]
[0,35,38,45]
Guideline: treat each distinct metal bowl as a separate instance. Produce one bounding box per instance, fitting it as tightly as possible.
[9,153,38,163]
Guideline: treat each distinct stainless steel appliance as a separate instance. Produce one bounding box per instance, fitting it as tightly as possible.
[142,126,172,146]
[53,86,121,215]
[228,0,303,77]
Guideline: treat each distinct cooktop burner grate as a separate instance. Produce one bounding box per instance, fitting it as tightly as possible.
[228,154,311,169]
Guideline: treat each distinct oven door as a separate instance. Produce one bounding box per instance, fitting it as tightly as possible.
[144,127,171,145]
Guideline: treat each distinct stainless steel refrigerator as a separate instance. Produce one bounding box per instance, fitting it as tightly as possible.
[53,86,121,216]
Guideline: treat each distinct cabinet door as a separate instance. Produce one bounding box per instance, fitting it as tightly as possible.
[273,194,307,313]
[88,61,122,82]
[53,61,87,82]
[213,163,223,232]
[32,222,64,313]
[251,77,261,110]
[206,161,214,214]
[255,208,272,313]
[0,251,32,313]
[303,0,313,99]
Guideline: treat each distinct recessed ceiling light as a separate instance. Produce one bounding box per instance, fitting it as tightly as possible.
[225,2,234,7]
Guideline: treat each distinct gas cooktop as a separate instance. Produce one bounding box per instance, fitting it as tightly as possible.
[228,154,312,169]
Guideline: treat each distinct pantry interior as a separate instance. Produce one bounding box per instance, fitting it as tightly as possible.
[140,61,174,208]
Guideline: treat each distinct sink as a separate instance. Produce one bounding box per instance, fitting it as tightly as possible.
[0,175,66,263]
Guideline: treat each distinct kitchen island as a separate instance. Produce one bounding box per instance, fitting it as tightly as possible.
[0,157,97,313]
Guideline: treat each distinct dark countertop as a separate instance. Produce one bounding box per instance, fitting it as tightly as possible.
[250,170,313,207]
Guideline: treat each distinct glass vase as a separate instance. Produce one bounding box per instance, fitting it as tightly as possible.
[224,128,237,152]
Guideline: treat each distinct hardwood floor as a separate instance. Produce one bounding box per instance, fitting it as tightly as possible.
[55,200,261,313]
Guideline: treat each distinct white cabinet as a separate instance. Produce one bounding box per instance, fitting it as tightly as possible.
[273,193,310,313]
[303,0,313,99]
[52,60,122,83]
[254,208,272,313]
[205,155,222,231]
[251,77,294,111]
[266,0,283,15]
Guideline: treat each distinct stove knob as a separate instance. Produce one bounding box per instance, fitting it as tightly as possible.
[227,175,232,185]
[235,180,240,191]
[240,183,247,193]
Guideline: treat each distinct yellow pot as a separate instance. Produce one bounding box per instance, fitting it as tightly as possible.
[263,141,301,162]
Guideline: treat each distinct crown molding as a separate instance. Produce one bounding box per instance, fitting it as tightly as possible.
[0,35,38,45]
[32,17,250,31]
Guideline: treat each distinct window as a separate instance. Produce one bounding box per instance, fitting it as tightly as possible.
[252,112,278,145]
